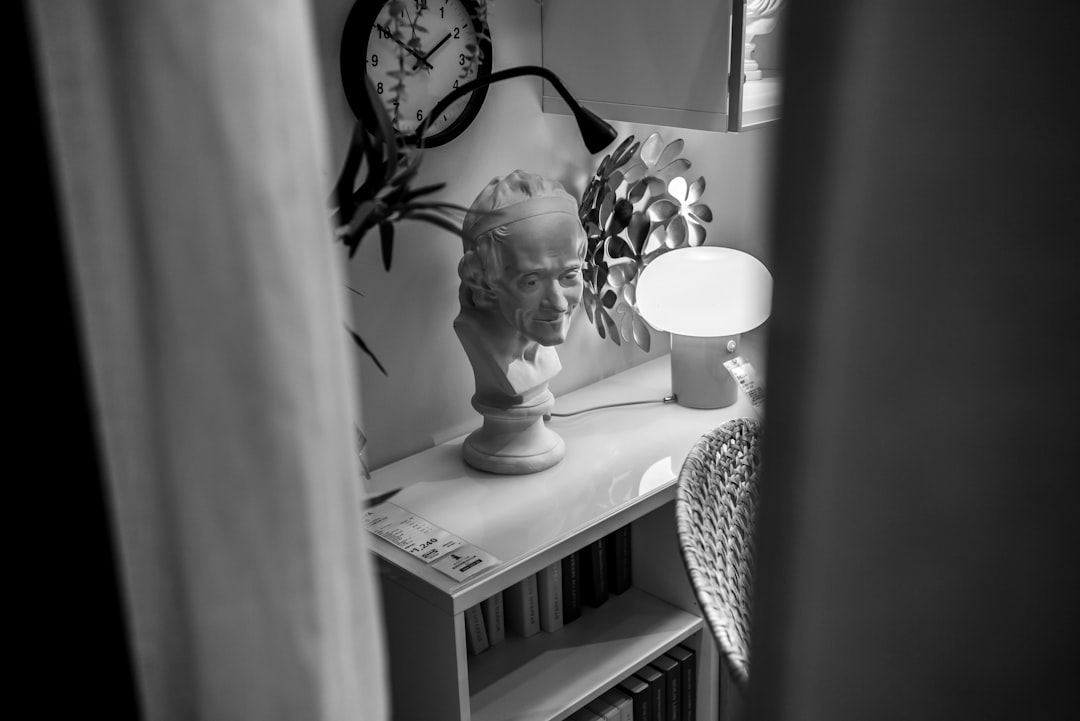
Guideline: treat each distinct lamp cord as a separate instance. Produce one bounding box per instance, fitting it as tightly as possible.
[363,395,677,506]
[545,395,678,419]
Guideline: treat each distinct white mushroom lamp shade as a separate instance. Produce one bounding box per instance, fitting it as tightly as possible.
[636,247,773,408]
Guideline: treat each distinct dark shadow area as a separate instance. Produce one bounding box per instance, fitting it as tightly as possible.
[18,2,141,717]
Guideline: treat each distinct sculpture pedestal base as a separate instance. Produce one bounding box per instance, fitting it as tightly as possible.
[463,391,565,475]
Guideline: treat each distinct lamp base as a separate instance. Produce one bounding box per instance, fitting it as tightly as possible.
[671,334,739,409]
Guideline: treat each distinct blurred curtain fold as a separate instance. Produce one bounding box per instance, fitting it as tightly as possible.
[748,2,1077,720]
[27,1,388,719]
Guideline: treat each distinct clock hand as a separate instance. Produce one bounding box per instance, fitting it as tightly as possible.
[377,24,433,70]
[412,32,453,70]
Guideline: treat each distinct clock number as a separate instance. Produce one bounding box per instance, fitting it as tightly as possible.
[415,0,428,10]
[416,109,424,122]
[439,7,444,18]
[454,27,460,39]
[453,79,459,89]
[371,53,379,67]
[459,53,466,66]
[376,82,384,94]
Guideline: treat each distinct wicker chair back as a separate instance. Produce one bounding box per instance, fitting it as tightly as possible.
[675,417,762,687]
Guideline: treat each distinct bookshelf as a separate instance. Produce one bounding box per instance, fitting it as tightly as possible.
[366,355,759,721]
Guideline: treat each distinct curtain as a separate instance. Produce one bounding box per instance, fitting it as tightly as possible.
[748,2,1077,720]
[28,1,388,719]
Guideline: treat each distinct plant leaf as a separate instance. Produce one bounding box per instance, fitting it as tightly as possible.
[403,211,464,237]
[333,121,367,224]
[399,182,447,203]
[393,200,468,214]
[390,147,425,187]
[379,221,394,270]
[363,74,399,187]
[345,324,388,375]
[353,125,385,202]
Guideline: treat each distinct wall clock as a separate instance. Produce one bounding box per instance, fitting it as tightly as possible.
[341,0,493,148]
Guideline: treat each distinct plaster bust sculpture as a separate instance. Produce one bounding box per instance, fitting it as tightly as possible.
[455,169,586,474]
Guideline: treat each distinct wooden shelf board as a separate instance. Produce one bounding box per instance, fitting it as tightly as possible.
[468,588,702,721]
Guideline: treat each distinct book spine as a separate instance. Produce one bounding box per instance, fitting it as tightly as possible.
[504,574,540,638]
[567,708,604,721]
[666,645,696,721]
[608,525,632,594]
[480,591,505,646]
[618,677,652,721]
[635,668,665,721]
[651,656,680,721]
[536,560,564,632]
[601,688,634,721]
[582,536,609,607]
[562,549,582,623]
[463,603,489,656]
[586,699,620,721]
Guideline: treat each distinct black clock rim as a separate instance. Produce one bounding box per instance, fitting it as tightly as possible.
[340,0,493,149]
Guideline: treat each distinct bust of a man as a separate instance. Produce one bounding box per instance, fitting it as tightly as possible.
[454,170,586,474]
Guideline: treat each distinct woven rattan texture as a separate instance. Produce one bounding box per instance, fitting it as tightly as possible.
[675,417,762,687]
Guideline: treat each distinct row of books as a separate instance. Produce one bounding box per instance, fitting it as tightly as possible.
[463,523,633,655]
[569,644,697,721]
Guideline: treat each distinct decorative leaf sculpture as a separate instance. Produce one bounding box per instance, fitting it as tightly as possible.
[577,131,714,351]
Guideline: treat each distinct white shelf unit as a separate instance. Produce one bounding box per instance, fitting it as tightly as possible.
[366,356,758,721]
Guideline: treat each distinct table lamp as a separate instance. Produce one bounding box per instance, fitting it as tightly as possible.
[635,246,773,408]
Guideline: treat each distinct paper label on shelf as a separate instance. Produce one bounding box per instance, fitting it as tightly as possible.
[362,501,467,563]
[724,356,765,415]
[430,545,501,582]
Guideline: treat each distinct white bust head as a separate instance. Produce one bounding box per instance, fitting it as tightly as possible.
[455,170,586,402]
[458,170,586,347]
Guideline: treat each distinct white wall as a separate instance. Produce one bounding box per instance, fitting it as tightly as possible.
[313,0,777,469]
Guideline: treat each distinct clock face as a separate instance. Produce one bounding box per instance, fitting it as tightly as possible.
[341,0,492,147]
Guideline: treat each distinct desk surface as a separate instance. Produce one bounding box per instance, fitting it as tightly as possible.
[365,354,760,612]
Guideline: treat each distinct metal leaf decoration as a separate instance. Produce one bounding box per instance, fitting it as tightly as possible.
[577,131,715,351]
